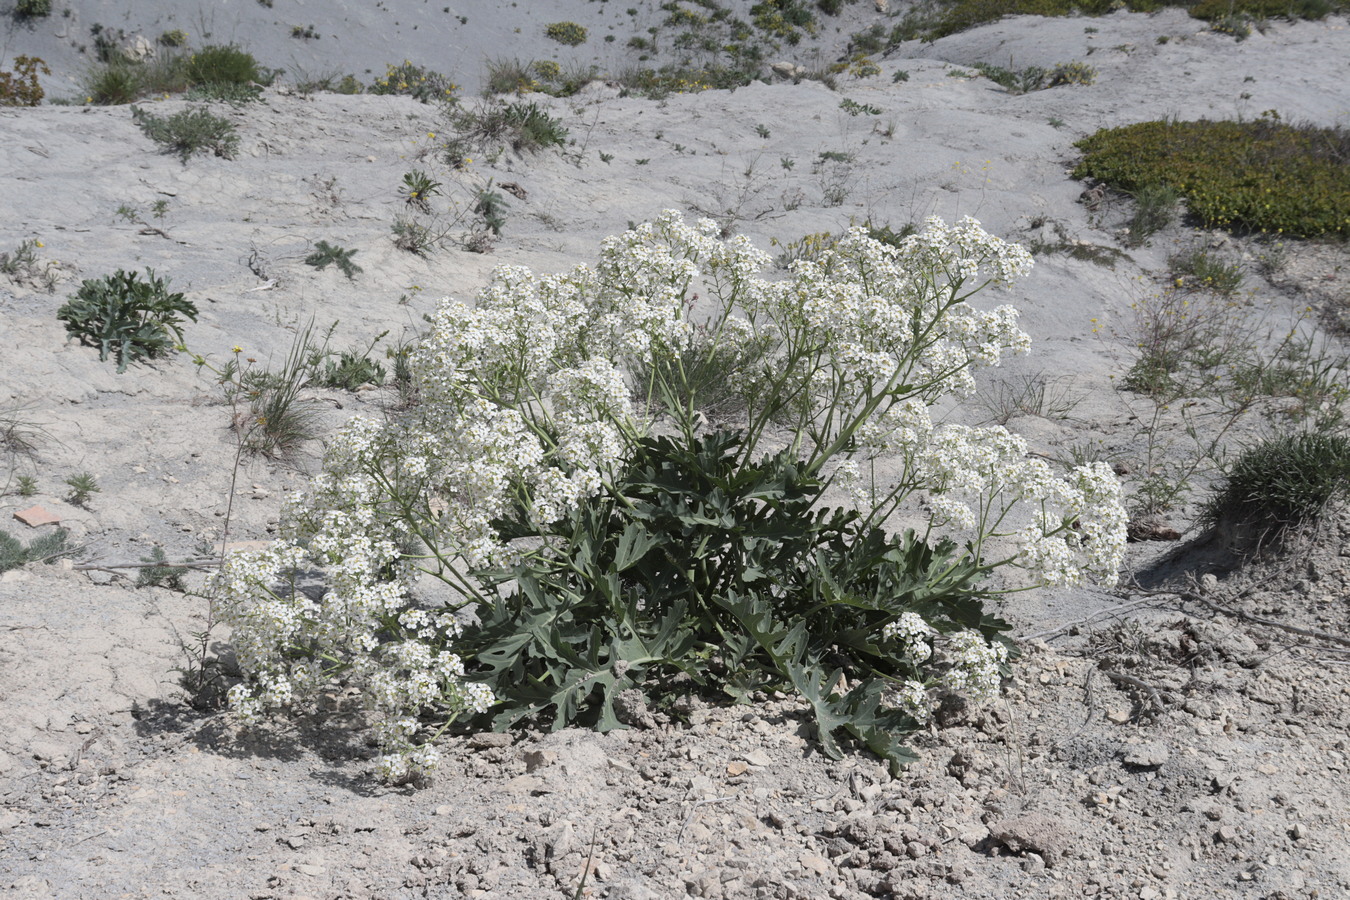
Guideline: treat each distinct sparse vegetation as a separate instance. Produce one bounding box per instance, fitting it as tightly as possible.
[889,0,1346,44]
[0,238,60,291]
[977,372,1081,425]
[445,100,569,158]
[57,269,199,373]
[1168,245,1245,297]
[1122,182,1179,247]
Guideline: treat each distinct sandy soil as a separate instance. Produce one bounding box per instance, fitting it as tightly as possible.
[1,3,1348,898]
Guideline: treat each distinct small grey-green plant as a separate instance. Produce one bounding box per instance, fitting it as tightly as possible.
[598,151,614,164]
[58,268,199,373]
[0,238,59,291]
[392,217,445,256]
[755,123,770,138]
[474,186,508,236]
[136,546,188,590]
[131,105,239,163]
[1123,182,1178,247]
[304,240,362,280]
[401,170,441,213]
[0,528,70,575]
[0,403,48,469]
[892,69,909,83]
[839,97,882,116]
[65,473,100,507]
[15,475,38,497]
[310,326,389,391]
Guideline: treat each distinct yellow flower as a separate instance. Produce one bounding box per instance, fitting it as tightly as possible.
[232,345,243,354]
[34,241,43,248]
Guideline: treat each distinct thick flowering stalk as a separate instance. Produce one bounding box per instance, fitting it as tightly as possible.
[217,212,1127,781]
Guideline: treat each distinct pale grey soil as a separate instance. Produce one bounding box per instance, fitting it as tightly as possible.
[2,4,1348,898]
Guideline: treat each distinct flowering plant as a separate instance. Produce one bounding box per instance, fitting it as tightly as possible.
[217,212,1126,781]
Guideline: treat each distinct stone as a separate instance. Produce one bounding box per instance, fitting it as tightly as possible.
[744,750,772,768]
[990,812,1074,867]
[522,749,558,772]
[13,506,60,527]
[1123,742,1170,768]
[468,732,513,749]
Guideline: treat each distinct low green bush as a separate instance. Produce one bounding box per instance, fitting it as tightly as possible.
[1074,118,1350,237]
[184,44,261,86]
[15,0,52,18]
[131,105,239,162]
[544,21,588,46]
[58,269,198,372]
[368,61,456,103]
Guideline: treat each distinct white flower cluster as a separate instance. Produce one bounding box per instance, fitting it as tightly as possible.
[882,611,935,662]
[915,425,1127,586]
[940,630,1010,704]
[218,211,1124,780]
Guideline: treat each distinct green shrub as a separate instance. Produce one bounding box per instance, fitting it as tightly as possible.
[368,61,456,103]
[158,30,188,48]
[544,21,587,46]
[131,105,239,162]
[0,55,49,106]
[58,269,198,372]
[1074,118,1350,237]
[15,0,52,18]
[1048,60,1095,86]
[85,63,143,105]
[184,44,261,87]
[1201,431,1350,547]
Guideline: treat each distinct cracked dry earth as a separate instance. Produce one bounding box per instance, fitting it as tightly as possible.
[2,506,1348,900]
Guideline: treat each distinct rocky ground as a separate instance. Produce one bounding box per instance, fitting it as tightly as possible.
[2,2,1348,898]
